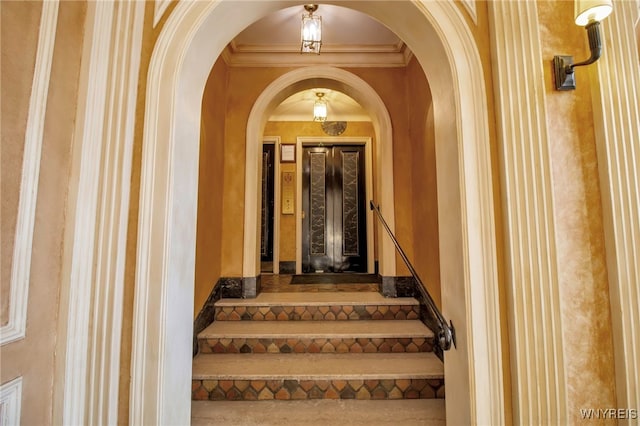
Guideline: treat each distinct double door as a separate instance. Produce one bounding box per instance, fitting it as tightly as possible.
[302,145,367,273]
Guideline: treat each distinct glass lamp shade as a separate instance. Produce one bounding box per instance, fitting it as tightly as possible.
[313,98,327,122]
[301,14,322,53]
[575,0,613,26]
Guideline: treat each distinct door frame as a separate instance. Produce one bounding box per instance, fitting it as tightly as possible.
[296,137,374,275]
[262,137,280,273]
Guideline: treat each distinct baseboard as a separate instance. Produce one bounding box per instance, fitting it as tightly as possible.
[279,261,296,274]
[192,276,260,356]
[380,276,415,297]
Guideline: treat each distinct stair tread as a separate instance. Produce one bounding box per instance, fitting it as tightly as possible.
[215,292,418,307]
[192,352,443,380]
[192,399,445,425]
[199,320,433,339]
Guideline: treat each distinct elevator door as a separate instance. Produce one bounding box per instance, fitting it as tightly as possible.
[302,145,367,273]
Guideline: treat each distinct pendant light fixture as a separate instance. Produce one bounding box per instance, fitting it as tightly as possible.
[301,4,322,54]
[313,92,327,122]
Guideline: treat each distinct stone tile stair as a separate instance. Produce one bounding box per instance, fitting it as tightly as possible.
[192,290,445,423]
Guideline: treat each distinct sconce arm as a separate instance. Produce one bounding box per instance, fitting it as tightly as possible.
[554,20,605,90]
[564,21,603,74]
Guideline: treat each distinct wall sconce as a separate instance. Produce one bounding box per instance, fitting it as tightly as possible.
[313,92,327,122]
[301,4,322,54]
[553,0,613,90]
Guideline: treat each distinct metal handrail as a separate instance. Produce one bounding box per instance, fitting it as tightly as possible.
[370,201,456,353]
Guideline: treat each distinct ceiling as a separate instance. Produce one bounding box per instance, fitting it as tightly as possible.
[223,4,412,122]
[269,88,370,122]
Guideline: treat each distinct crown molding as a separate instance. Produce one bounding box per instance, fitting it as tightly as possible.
[222,41,412,67]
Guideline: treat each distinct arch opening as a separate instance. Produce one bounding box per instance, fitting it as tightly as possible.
[132,2,503,425]
[243,68,396,285]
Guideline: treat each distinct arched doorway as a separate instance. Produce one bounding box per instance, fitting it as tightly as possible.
[132,2,503,425]
[243,67,395,282]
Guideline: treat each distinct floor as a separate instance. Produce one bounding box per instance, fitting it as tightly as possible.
[260,274,380,293]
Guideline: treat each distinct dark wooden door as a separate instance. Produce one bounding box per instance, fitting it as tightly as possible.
[260,144,275,263]
[302,145,367,273]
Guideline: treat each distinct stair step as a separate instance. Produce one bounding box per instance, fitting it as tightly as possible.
[192,399,446,425]
[198,320,434,354]
[214,292,420,321]
[192,353,444,401]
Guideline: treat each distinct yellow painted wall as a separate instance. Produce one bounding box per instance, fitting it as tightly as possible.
[194,58,229,315]
[194,64,436,285]
[196,64,440,285]
[538,0,617,419]
[0,2,86,425]
[406,56,441,307]
[1,1,42,325]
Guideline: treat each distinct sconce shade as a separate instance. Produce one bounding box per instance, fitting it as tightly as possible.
[313,92,327,122]
[301,4,322,54]
[575,0,613,26]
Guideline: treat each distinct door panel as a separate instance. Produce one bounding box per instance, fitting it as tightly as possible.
[333,146,367,272]
[302,145,367,273]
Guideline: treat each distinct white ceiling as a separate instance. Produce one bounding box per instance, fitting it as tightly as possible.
[269,88,370,122]
[230,4,406,66]
[227,4,402,122]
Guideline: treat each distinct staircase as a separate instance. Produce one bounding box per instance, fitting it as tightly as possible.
[192,290,445,425]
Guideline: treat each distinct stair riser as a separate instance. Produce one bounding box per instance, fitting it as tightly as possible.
[198,337,434,354]
[192,378,445,401]
[214,304,420,321]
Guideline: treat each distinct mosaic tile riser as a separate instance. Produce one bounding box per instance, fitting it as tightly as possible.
[192,378,445,401]
[214,304,420,321]
[198,337,434,354]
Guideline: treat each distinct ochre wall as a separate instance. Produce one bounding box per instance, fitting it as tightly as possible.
[0,2,86,425]
[194,64,439,290]
[1,1,42,326]
[194,58,229,316]
[195,64,441,292]
[348,67,414,276]
[538,1,617,420]
[406,56,441,306]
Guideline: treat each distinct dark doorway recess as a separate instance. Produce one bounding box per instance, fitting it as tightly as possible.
[260,144,275,272]
[302,145,367,273]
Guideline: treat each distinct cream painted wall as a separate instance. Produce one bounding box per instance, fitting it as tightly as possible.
[1,1,42,326]
[538,1,617,420]
[0,2,86,425]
